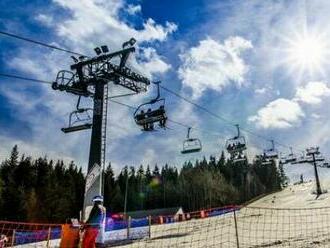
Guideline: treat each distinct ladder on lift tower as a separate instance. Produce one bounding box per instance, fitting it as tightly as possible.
[101,83,109,195]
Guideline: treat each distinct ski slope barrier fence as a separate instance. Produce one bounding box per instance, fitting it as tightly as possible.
[0,205,236,247]
[7,205,330,247]
[123,206,330,247]
[0,221,61,247]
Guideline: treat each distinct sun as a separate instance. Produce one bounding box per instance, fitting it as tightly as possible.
[289,37,324,67]
[284,32,329,76]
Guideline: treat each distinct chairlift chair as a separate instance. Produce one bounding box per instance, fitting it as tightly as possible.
[306,155,325,163]
[262,159,273,166]
[226,124,247,154]
[181,127,202,154]
[231,153,247,163]
[305,147,325,163]
[256,154,272,165]
[284,147,297,164]
[263,140,279,160]
[134,81,167,131]
[295,154,309,164]
[261,155,274,165]
[324,162,330,168]
[61,96,93,133]
[226,124,248,163]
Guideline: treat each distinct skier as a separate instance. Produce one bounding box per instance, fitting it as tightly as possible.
[0,234,8,248]
[82,195,106,248]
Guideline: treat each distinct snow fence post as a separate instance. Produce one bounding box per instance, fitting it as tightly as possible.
[148,216,151,239]
[46,226,51,248]
[127,216,131,240]
[233,209,240,248]
[10,230,15,248]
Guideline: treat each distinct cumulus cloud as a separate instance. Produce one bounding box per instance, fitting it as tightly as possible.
[178,36,252,98]
[295,81,330,105]
[2,0,177,171]
[127,4,141,15]
[248,98,305,129]
[137,19,177,43]
[250,81,330,129]
[134,47,171,77]
[53,0,177,49]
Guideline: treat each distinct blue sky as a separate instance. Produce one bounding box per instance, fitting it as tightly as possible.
[1,0,330,176]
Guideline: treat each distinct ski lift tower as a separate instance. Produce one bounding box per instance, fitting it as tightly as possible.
[51,38,150,220]
[306,147,323,196]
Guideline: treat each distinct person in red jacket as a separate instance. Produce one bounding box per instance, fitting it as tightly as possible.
[82,195,106,248]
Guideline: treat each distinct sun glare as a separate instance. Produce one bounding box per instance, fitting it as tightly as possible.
[290,37,323,65]
[285,32,329,76]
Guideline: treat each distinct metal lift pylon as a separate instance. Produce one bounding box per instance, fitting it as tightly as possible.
[52,39,150,244]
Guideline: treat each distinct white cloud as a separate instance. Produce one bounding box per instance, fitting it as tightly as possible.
[255,87,267,94]
[50,0,175,79]
[35,14,54,26]
[135,47,171,77]
[53,0,176,49]
[137,19,177,42]
[250,81,330,130]
[295,81,330,105]
[127,4,141,15]
[178,36,252,98]
[2,0,177,169]
[248,98,305,129]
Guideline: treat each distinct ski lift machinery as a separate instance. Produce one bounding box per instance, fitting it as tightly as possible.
[226,124,247,162]
[134,81,167,131]
[181,127,202,154]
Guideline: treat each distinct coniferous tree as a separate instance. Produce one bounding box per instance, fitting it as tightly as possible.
[0,145,287,221]
[104,163,115,210]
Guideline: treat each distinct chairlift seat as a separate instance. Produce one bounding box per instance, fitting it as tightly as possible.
[136,114,167,125]
[61,123,92,133]
[181,147,202,154]
[181,138,202,154]
[134,94,167,131]
[232,155,247,163]
[262,160,273,165]
[264,148,278,156]
[226,135,247,153]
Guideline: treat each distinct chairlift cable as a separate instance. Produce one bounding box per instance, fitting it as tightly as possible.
[0,29,274,143]
[0,27,303,153]
[0,73,52,84]
[0,30,304,150]
[0,72,297,154]
[0,30,299,150]
[159,85,293,150]
[0,71,292,156]
[0,30,86,57]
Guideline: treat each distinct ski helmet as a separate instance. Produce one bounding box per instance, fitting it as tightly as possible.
[92,195,104,202]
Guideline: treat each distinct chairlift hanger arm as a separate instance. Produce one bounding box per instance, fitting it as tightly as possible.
[76,96,82,110]
[271,139,275,150]
[187,127,192,139]
[152,81,161,101]
[235,124,240,138]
